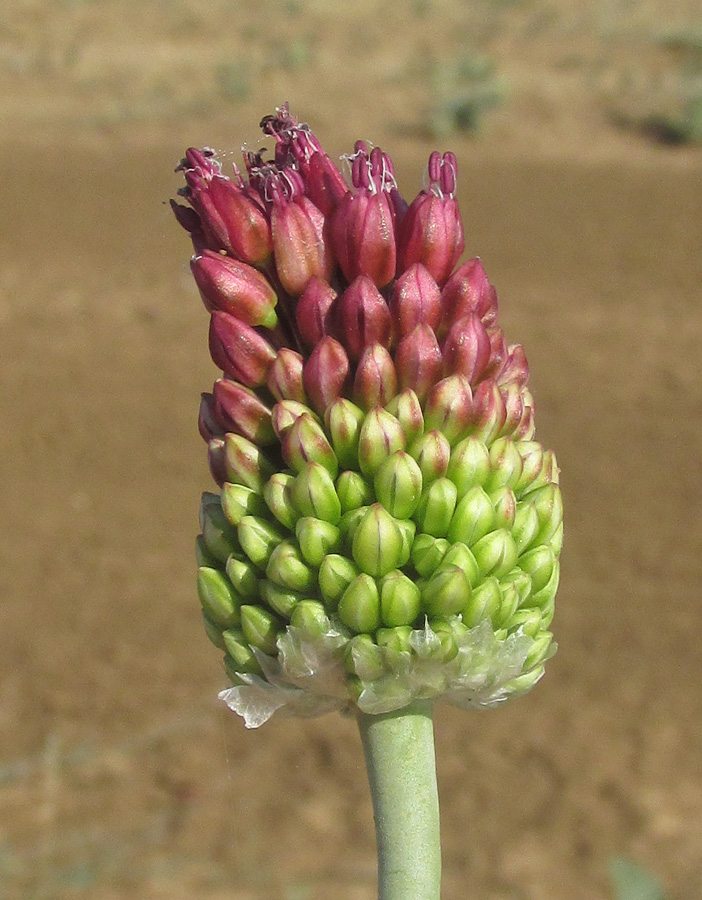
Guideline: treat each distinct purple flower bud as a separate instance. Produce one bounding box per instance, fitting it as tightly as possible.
[334,275,392,362]
[170,199,207,253]
[438,258,498,339]
[191,250,278,328]
[268,173,327,296]
[207,437,227,486]
[307,151,349,216]
[424,374,474,445]
[389,263,441,341]
[330,143,397,289]
[482,327,509,381]
[497,343,530,388]
[441,314,491,384]
[398,151,464,286]
[266,349,306,403]
[271,399,316,440]
[295,277,337,349]
[353,343,398,410]
[394,324,443,403]
[198,392,224,441]
[498,383,525,438]
[208,312,277,387]
[213,378,276,446]
[468,379,507,444]
[302,336,351,415]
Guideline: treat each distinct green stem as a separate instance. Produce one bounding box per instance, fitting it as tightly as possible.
[357,700,442,900]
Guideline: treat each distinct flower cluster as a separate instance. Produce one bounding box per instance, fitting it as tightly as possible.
[173,105,561,727]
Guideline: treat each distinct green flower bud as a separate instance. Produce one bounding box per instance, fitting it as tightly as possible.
[424,374,473,445]
[395,518,416,567]
[282,414,338,477]
[197,566,241,628]
[518,544,557,594]
[447,437,491,498]
[385,388,424,445]
[528,484,564,545]
[549,522,564,556]
[503,665,544,694]
[352,504,404,577]
[358,408,406,477]
[221,482,268,526]
[292,461,342,524]
[540,596,555,628]
[513,441,545,496]
[462,576,501,626]
[338,573,381,634]
[508,607,542,637]
[344,633,384,679]
[512,502,540,554]
[271,399,318,440]
[427,619,460,662]
[447,485,495,546]
[259,579,302,619]
[195,534,219,568]
[224,433,275,493]
[409,430,451,484]
[529,560,560,609]
[266,540,315,593]
[318,554,360,610]
[240,604,283,654]
[225,554,260,601]
[374,451,423,519]
[472,529,518,579]
[336,470,374,513]
[411,533,450,577]
[237,515,285,570]
[376,625,413,657]
[200,497,240,563]
[422,564,471,616]
[519,448,558,497]
[523,630,554,669]
[263,472,299,530]
[223,627,264,674]
[439,541,479,586]
[414,477,458,537]
[484,437,524,491]
[494,580,520,627]
[491,485,516,531]
[202,611,227,650]
[379,570,422,627]
[501,567,532,608]
[325,398,365,470]
[295,517,341,567]
[290,600,331,637]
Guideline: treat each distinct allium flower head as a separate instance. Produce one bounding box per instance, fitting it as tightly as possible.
[175,105,562,728]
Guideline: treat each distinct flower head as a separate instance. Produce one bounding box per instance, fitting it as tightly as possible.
[175,106,562,727]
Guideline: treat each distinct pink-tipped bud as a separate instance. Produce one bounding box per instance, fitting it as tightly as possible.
[468,378,507,444]
[191,250,278,328]
[437,258,498,339]
[302,336,351,415]
[266,348,306,403]
[389,263,441,341]
[424,374,473,445]
[442,314,491,384]
[386,389,425,444]
[208,312,276,387]
[207,437,227,486]
[331,143,397,289]
[198,392,224,441]
[295,277,337,349]
[498,383,525,439]
[213,379,276,446]
[394,324,443,403]
[497,344,530,388]
[271,400,315,440]
[398,151,464,286]
[482,327,509,381]
[354,344,398,410]
[307,152,350,216]
[334,276,391,362]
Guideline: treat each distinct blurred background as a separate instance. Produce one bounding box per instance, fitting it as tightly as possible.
[2,1,701,898]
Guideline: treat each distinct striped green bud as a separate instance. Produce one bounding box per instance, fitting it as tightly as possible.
[427,619,460,662]
[484,437,524,491]
[379,570,422,627]
[414,477,458,537]
[202,612,226,650]
[422,565,471,616]
[494,580,520,627]
[530,560,560,609]
[195,534,219,568]
[374,451,423,519]
[501,567,532,608]
[512,502,540,554]
[338,573,381,634]
[260,579,302,619]
[503,666,544,694]
[440,541,479,586]
[290,600,331,637]
[513,441,546,495]
[411,533,450,577]
[292,461,342,524]
[338,506,368,552]
[472,529,518,579]
[224,433,275,493]
[424,375,473,444]
[262,472,299,530]
[376,625,413,657]
[237,515,285,570]
[540,596,555,628]
[395,519,416,567]
[336,470,374,513]
[344,633,384,679]
[240,604,282,654]
[358,408,406,476]
[200,498,240,563]
[352,504,404,577]
[295,517,341,567]
[223,628,265,674]
[508,608,542,637]
[266,540,315,593]
[448,485,495,546]
[282,413,338,476]
[197,566,241,628]
[221,482,268,526]
[491,485,517,531]
[523,631,554,669]
[325,398,365,470]
[385,388,424,444]
[447,437,491,497]
[462,576,501,627]
[520,449,558,497]
[549,522,564,556]
[528,484,564,545]
[225,555,259,601]
[318,554,359,610]
[409,430,451,483]
[518,544,557,594]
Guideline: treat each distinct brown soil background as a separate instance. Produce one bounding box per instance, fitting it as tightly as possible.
[2,2,701,898]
